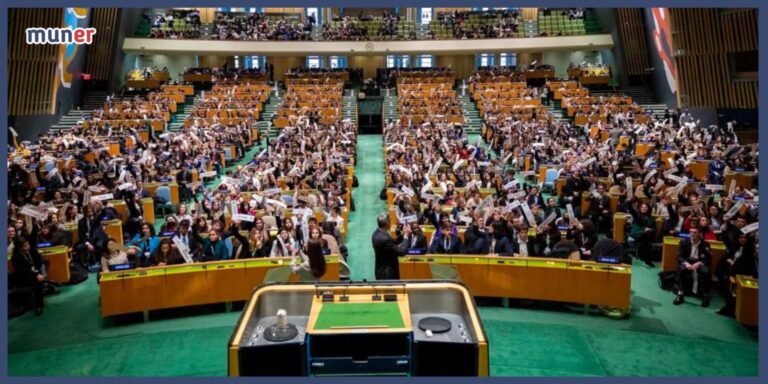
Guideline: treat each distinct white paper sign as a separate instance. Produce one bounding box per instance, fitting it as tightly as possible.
[725,200,745,218]
[538,212,557,232]
[118,182,135,191]
[705,184,724,191]
[503,180,519,190]
[643,170,657,183]
[728,180,737,198]
[265,199,287,209]
[91,193,114,202]
[666,174,685,183]
[20,206,47,221]
[172,236,194,264]
[741,222,759,235]
[508,191,526,200]
[400,215,418,224]
[566,204,576,225]
[236,214,256,223]
[626,178,633,199]
[521,203,537,227]
[264,188,281,196]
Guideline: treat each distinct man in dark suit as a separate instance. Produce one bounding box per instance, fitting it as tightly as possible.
[176,166,193,203]
[587,184,612,233]
[135,181,151,199]
[674,227,712,307]
[372,213,408,280]
[479,223,514,256]
[511,227,544,257]
[75,205,106,267]
[428,227,462,254]
[173,219,201,261]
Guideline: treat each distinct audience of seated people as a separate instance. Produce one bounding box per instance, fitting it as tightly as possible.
[322,11,406,41]
[380,66,757,315]
[432,9,521,39]
[212,12,312,41]
[8,70,359,317]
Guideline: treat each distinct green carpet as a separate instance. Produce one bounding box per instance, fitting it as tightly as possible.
[7,135,758,377]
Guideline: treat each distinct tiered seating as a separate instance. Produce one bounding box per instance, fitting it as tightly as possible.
[567,63,612,85]
[471,80,549,123]
[551,81,646,126]
[431,10,524,39]
[324,17,415,40]
[273,76,344,128]
[537,9,587,36]
[397,77,463,125]
[125,68,171,89]
[188,84,270,121]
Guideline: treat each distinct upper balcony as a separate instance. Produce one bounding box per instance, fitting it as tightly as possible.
[126,8,611,56]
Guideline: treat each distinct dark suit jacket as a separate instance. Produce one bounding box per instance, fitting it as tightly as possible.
[677,238,711,269]
[511,237,544,257]
[173,230,201,260]
[372,228,407,279]
[480,235,515,256]
[428,235,462,254]
[77,216,100,245]
[401,233,428,250]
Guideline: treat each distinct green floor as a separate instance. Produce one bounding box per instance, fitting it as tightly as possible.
[7,135,758,377]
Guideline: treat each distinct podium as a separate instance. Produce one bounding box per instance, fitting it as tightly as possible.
[229,281,488,377]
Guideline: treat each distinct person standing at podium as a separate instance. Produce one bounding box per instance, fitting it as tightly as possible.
[372,213,409,280]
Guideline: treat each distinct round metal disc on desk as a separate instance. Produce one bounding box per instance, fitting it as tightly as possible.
[418,317,452,334]
[263,323,299,342]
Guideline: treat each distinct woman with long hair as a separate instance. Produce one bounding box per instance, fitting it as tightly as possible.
[293,238,327,280]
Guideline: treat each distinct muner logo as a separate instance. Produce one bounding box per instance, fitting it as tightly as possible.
[26,27,96,45]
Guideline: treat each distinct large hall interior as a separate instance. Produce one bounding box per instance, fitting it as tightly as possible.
[6,6,760,377]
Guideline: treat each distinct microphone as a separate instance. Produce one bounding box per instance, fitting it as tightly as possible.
[370,281,381,301]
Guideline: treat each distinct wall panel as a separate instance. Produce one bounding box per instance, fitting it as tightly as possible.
[8,8,62,115]
[669,8,757,109]
[617,8,650,75]
[85,8,119,81]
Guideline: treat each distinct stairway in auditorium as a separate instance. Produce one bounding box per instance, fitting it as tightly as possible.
[458,93,482,134]
[590,86,670,119]
[168,99,194,132]
[49,91,109,134]
[383,90,398,124]
[258,84,283,138]
[523,20,538,37]
[311,24,323,40]
[342,89,358,125]
[547,103,569,124]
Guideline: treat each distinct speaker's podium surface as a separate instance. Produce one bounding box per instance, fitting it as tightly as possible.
[229,281,488,376]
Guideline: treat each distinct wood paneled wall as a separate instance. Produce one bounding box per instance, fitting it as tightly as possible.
[516,52,543,66]
[617,8,651,76]
[349,55,386,79]
[669,8,757,109]
[85,8,119,81]
[8,8,62,115]
[264,8,304,14]
[520,8,539,21]
[437,55,475,79]
[434,8,472,14]
[268,56,305,81]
